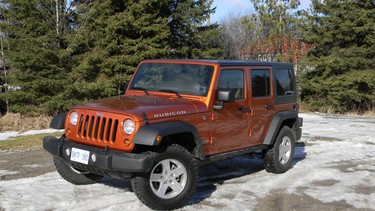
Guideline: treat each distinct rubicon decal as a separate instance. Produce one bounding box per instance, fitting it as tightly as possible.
[153,110,187,118]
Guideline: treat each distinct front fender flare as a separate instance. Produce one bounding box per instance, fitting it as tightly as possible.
[132,121,205,160]
[50,113,66,129]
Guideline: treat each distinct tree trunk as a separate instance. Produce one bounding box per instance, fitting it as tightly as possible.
[55,0,59,35]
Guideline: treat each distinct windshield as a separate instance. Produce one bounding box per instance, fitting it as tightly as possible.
[129,63,214,96]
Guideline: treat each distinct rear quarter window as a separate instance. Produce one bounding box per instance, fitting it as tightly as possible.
[274,69,294,96]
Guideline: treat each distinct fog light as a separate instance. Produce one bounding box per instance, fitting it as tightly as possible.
[65,148,71,156]
[91,154,97,162]
[124,139,130,146]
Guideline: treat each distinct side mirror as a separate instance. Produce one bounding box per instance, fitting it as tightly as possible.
[217,90,236,102]
[214,90,236,110]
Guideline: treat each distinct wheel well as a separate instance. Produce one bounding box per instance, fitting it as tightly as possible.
[132,132,199,158]
[271,118,297,146]
[280,118,296,130]
[263,111,299,146]
[160,132,196,153]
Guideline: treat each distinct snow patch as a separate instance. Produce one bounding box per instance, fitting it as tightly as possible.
[0,129,63,141]
[0,173,144,210]
[22,164,44,168]
[0,113,375,210]
[0,170,19,176]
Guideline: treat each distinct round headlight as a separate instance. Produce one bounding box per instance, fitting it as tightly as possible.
[123,119,135,135]
[69,112,78,126]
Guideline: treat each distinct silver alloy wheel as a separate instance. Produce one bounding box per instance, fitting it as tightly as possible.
[279,136,292,165]
[149,159,187,199]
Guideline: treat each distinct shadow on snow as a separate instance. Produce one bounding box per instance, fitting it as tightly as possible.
[98,143,307,207]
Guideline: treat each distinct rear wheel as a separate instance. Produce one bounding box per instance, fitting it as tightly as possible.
[263,126,295,173]
[132,144,198,210]
[53,157,103,185]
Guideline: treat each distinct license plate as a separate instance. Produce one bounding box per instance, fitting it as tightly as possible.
[70,148,90,165]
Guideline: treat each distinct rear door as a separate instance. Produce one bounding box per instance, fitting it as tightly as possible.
[248,67,275,145]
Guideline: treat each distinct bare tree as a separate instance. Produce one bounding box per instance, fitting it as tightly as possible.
[219,13,258,60]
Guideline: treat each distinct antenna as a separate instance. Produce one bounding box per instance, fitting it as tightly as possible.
[118,69,122,96]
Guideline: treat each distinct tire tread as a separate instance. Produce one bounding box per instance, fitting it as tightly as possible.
[263,126,295,174]
[54,157,102,185]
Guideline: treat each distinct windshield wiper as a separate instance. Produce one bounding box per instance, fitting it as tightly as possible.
[158,89,184,100]
[132,87,150,95]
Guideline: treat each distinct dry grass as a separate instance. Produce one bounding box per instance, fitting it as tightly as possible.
[364,110,375,117]
[299,102,375,118]
[0,113,52,132]
[346,110,375,118]
[0,132,63,150]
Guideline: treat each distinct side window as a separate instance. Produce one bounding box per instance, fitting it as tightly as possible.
[218,70,244,99]
[274,69,294,96]
[251,69,271,97]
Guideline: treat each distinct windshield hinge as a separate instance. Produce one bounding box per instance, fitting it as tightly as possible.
[142,112,149,124]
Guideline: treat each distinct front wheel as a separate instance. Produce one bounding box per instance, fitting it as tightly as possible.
[131,144,198,210]
[263,126,295,173]
[53,157,103,185]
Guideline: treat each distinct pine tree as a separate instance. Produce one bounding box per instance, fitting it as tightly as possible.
[0,0,221,115]
[251,0,302,62]
[67,0,220,102]
[168,0,221,59]
[65,0,172,101]
[300,0,375,113]
[0,0,73,115]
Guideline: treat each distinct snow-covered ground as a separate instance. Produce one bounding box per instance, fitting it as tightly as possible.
[0,113,375,210]
[0,129,63,141]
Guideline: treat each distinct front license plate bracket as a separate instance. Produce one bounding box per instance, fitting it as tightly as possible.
[70,148,90,165]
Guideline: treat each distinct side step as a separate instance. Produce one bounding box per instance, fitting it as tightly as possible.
[201,145,269,165]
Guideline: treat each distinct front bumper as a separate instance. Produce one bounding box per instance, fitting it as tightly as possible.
[43,136,154,178]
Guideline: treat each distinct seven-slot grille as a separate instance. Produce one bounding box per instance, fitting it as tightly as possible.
[77,114,119,143]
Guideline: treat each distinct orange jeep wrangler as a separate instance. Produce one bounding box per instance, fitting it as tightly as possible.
[43,59,302,210]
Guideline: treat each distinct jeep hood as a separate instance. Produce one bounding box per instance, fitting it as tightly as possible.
[73,95,208,121]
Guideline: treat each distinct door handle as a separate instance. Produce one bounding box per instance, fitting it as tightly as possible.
[239,106,250,112]
[264,104,274,109]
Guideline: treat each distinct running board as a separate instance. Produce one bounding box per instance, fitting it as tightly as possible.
[201,145,269,165]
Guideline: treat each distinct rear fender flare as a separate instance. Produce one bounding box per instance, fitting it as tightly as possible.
[263,111,298,146]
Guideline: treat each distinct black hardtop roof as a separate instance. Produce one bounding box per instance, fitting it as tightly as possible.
[142,59,293,68]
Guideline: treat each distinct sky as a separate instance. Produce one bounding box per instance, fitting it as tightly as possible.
[211,0,312,23]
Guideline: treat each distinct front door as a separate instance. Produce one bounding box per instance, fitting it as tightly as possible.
[249,67,275,145]
[212,68,250,152]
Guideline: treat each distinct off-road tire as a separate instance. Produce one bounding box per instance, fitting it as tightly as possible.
[53,157,103,185]
[263,126,295,174]
[131,144,198,210]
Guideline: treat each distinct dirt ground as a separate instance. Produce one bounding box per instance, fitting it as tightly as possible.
[0,147,55,181]
[253,191,366,211]
[0,145,371,211]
